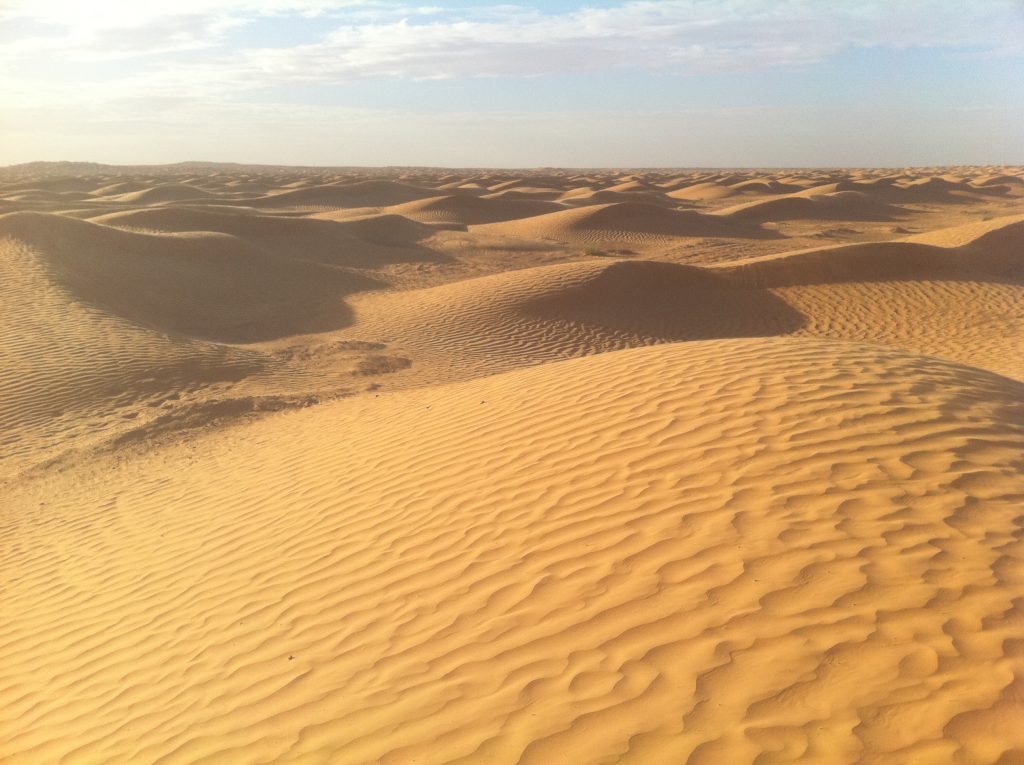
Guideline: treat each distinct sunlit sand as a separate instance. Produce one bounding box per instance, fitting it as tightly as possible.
[2,165,1023,764]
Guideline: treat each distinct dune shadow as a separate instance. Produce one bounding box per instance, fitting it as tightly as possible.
[1,211,389,344]
[527,260,806,341]
[722,240,1024,288]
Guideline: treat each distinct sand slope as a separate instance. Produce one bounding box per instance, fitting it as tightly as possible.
[0,212,378,342]
[349,214,1024,382]
[0,226,267,475]
[386,194,565,225]
[473,202,768,245]
[717,191,902,222]
[251,180,441,208]
[3,338,1023,764]
[107,183,214,204]
[558,188,681,207]
[352,259,804,380]
[667,182,752,201]
[3,165,1024,764]
[93,207,441,267]
[716,216,1024,378]
[720,214,1024,285]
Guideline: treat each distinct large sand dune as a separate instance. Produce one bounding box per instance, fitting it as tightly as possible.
[473,201,770,245]
[93,207,442,267]
[351,259,806,380]
[251,180,442,208]
[0,229,266,475]
[105,183,214,204]
[349,213,1024,381]
[719,215,1024,285]
[386,194,565,225]
[4,338,1024,764]
[1,165,1023,764]
[0,212,379,342]
[717,191,903,222]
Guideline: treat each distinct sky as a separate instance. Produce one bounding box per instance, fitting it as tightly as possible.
[1,0,1023,167]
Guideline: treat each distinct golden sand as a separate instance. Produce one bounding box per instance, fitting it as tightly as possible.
[2,166,1022,764]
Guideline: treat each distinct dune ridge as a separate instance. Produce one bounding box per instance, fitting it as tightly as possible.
[92,206,441,267]
[349,213,1023,383]
[105,183,213,204]
[0,212,379,342]
[717,191,903,222]
[472,201,770,244]
[352,259,804,381]
[250,180,442,208]
[0,231,268,475]
[386,194,565,225]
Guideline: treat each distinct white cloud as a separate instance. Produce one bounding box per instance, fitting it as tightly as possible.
[0,0,370,25]
[112,1,1024,97]
[1,1,1022,165]
[3,1,1022,69]
[0,1,386,60]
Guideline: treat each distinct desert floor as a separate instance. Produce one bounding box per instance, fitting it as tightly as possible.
[1,165,1023,764]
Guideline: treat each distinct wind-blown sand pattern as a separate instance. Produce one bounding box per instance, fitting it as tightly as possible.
[2,165,1023,764]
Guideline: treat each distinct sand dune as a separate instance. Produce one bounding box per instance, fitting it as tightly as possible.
[487,179,566,194]
[0,211,379,342]
[663,176,806,201]
[558,188,680,207]
[792,177,1007,205]
[352,259,804,379]
[710,216,1024,378]
[4,338,1023,764]
[727,178,803,194]
[792,180,893,198]
[323,212,443,246]
[107,183,213,204]
[603,179,660,193]
[0,226,268,475]
[386,194,565,225]
[350,214,1024,382]
[90,180,150,196]
[0,176,99,193]
[667,181,747,201]
[1,188,89,203]
[902,211,1024,250]
[973,173,1024,187]
[251,179,441,208]
[482,187,564,201]
[720,214,1024,285]
[473,201,769,245]
[2,165,1024,764]
[718,190,902,222]
[93,206,441,267]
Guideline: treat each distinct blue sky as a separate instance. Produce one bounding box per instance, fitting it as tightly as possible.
[2,1,1023,167]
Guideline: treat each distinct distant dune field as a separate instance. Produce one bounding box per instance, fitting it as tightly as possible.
[2,165,1023,765]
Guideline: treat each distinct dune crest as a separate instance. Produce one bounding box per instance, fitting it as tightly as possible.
[386,194,565,225]
[473,201,770,244]
[717,191,902,222]
[0,212,379,342]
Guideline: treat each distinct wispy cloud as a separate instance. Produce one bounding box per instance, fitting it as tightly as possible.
[0,1,397,60]
[2,1,1022,165]
[3,1,1022,71]
[236,0,1024,83]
